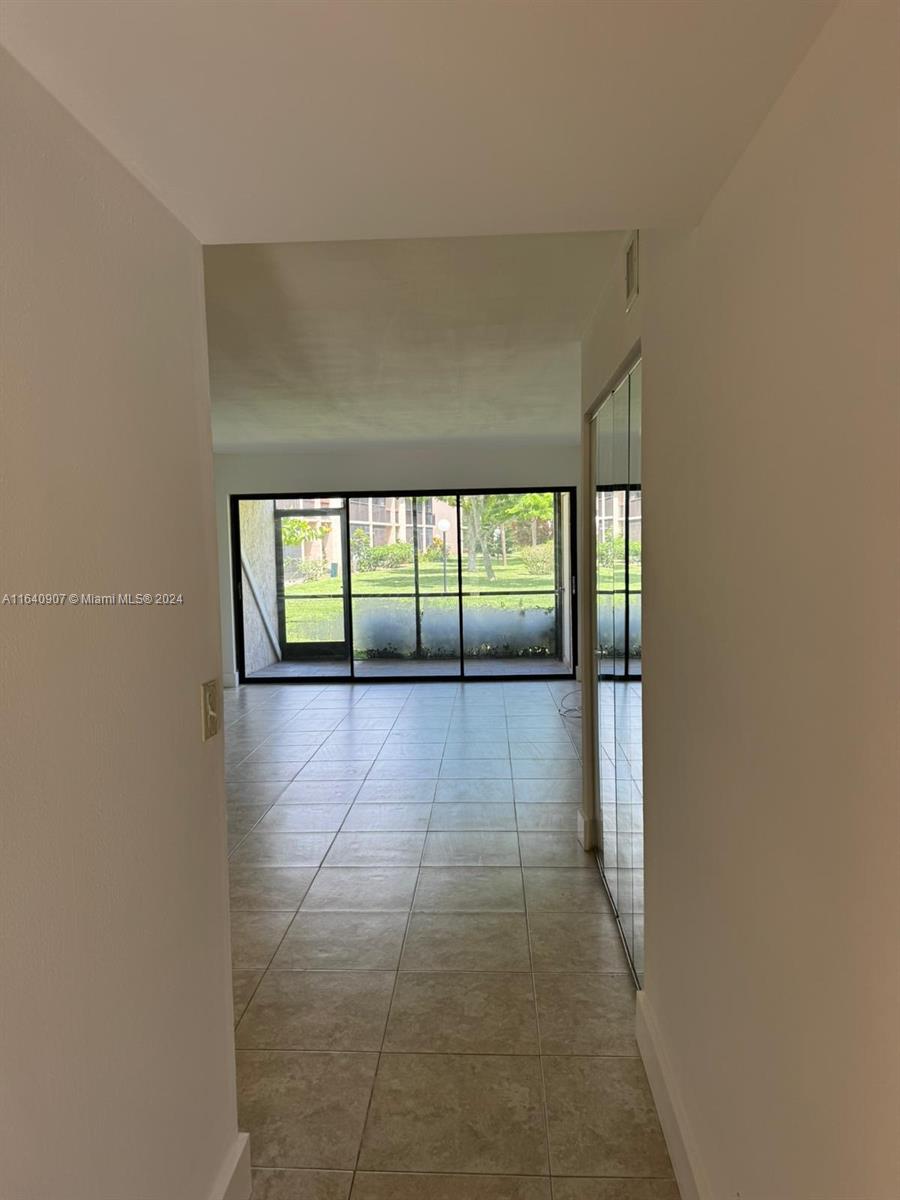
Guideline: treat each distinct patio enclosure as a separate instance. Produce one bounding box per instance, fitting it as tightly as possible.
[232,489,574,681]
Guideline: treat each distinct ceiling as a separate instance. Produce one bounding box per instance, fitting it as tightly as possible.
[0,0,834,245]
[205,233,618,449]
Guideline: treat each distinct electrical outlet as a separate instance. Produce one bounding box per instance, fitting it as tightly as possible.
[201,679,220,741]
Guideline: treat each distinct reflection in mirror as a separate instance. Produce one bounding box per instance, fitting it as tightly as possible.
[591,358,644,982]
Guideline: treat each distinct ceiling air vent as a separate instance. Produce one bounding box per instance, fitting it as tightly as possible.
[625,231,639,312]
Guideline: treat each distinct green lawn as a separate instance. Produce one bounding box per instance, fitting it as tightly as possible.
[283,554,557,643]
[279,553,641,643]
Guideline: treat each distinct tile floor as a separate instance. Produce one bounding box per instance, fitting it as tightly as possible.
[224,681,677,1200]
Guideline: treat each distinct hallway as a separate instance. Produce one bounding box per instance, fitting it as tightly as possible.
[225,681,677,1199]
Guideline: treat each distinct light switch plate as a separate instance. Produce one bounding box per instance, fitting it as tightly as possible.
[201,679,220,741]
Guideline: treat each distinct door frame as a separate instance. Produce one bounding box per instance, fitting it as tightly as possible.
[230,487,578,684]
[273,504,351,661]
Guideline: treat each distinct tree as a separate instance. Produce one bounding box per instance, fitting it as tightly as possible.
[281,517,331,561]
[505,493,554,546]
[439,493,554,580]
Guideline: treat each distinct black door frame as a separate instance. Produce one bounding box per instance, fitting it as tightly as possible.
[230,487,578,685]
[273,504,351,661]
[595,482,642,683]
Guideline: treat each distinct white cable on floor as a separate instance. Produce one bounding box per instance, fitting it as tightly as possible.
[557,688,582,718]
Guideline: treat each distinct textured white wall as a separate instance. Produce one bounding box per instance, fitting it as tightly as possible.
[214,438,578,683]
[237,499,279,674]
[0,52,245,1200]
[607,4,899,1197]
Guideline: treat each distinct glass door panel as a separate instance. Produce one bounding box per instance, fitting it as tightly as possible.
[351,496,416,673]
[460,492,560,674]
[415,496,461,671]
[276,505,349,668]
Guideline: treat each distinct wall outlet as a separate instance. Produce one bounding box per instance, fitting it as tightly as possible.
[201,679,220,741]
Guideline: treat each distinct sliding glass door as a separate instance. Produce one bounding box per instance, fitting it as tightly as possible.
[350,496,462,677]
[232,489,574,682]
[460,492,563,676]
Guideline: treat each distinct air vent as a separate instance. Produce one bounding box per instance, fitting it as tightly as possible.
[625,231,639,312]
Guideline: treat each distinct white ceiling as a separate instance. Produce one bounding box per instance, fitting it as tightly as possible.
[205,233,619,449]
[0,0,834,245]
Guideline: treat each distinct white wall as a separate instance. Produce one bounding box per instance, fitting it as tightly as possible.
[0,52,247,1200]
[602,4,899,1197]
[215,438,578,683]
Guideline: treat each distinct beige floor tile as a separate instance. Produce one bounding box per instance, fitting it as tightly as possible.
[273,912,408,969]
[511,761,581,780]
[542,1056,673,1178]
[434,780,514,803]
[533,973,637,1055]
[230,762,308,783]
[278,781,362,805]
[228,804,272,836]
[358,1053,548,1175]
[297,762,372,781]
[251,1168,353,1199]
[427,803,517,831]
[230,911,295,969]
[255,805,351,833]
[227,781,290,806]
[237,1050,378,1169]
[528,912,627,972]
[324,832,425,866]
[522,869,611,913]
[355,780,437,803]
[439,759,512,779]
[384,972,538,1053]
[350,1173,551,1198]
[230,867,317,911]
[513,780,580,804]
[514,804,579,832]
[550,1181,680,1200]
[231,833,335,867]
[422,831,520,867]
[233,969,263,1025]
[401,913,531,972]
[237,970,395,1051]
[341,804,432,832]
[413,867,524,911]
[301,867,418,911]
[517,834,595,868]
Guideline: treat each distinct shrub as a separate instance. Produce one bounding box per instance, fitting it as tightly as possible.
[596,534,625,567]
[293,558,325,582]
[369,542,413,568]
[421,537,446,562]
[351,528,375,571]
[520,542,554,575]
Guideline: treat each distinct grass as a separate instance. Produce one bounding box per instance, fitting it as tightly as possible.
[279,552,641,643]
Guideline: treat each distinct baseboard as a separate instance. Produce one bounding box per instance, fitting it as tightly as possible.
[577,809,598,851]
[223,672,239,690]
[636,991,710,1200]
[206,1132,251,1200]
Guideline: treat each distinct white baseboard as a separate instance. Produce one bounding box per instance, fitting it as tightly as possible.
[223,672,239,690]
[636,991,710,1200]
[577,809,598,851]
[206,1132,251,1200]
